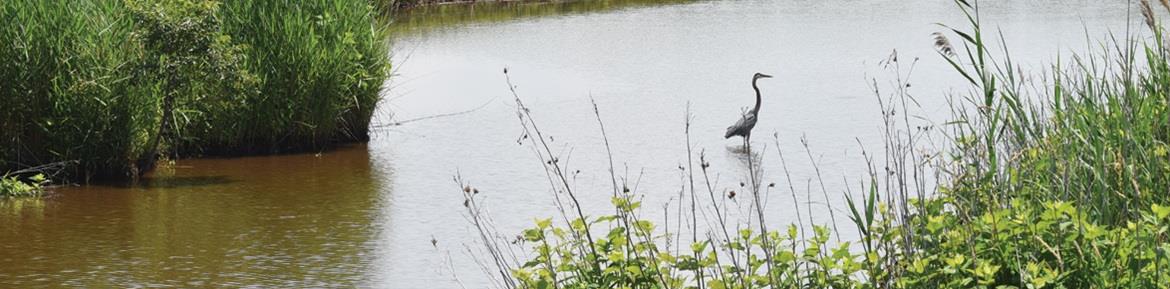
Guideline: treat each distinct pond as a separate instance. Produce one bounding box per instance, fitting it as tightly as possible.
[0,0,1136,287]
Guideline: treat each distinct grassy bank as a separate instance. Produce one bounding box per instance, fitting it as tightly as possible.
[377,0,556,13]
[382,0,692,34]
[462,1,1170,288]
[0,0,389,180]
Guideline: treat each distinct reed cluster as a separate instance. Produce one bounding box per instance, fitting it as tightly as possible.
[0,0,389,180]
[0,0,154,179]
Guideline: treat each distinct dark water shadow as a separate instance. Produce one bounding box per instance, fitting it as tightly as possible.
[726,143,749,155]
[112,175,237,189]
[726,143,764,158]
[727,143,765,181]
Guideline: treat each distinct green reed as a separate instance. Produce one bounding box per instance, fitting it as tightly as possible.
[935,0,1170,228]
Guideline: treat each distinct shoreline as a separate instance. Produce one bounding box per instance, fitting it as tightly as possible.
[388,0,606,12]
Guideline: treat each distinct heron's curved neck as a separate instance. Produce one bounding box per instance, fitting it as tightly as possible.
[751,78,762,113]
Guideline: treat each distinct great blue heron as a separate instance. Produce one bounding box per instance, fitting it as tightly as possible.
[724,72,773,148]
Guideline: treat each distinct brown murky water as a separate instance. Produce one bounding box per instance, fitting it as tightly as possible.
[0,146,388,287]
[1,0,1139,287]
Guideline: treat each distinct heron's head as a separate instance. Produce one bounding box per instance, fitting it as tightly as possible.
[753,73,773,81]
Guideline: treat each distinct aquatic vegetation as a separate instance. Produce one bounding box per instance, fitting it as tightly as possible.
[0,174,46,198]
[0,0,389,179]
[460,1,1170,288]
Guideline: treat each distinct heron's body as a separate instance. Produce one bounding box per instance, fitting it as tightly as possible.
[724,111,756,139]
[725,73,771,144]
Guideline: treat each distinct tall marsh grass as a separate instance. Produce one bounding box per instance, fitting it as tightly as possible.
[216,0,389,153]
[0,0,157,179]
[0,0,389,180]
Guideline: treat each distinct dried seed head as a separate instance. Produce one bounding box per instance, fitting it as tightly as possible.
[463,186,471,193]
[728,191,736,199]
[931,32,956,58]
[1141,0,1158,31]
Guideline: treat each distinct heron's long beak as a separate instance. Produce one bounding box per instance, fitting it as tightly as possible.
[760,73,773,78]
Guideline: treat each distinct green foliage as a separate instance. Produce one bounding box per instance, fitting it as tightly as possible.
[126,0,258,156]
[901,199,1170,289]
[0,174,47,198]
[511,209,875,289]
[508,200,1169,289]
